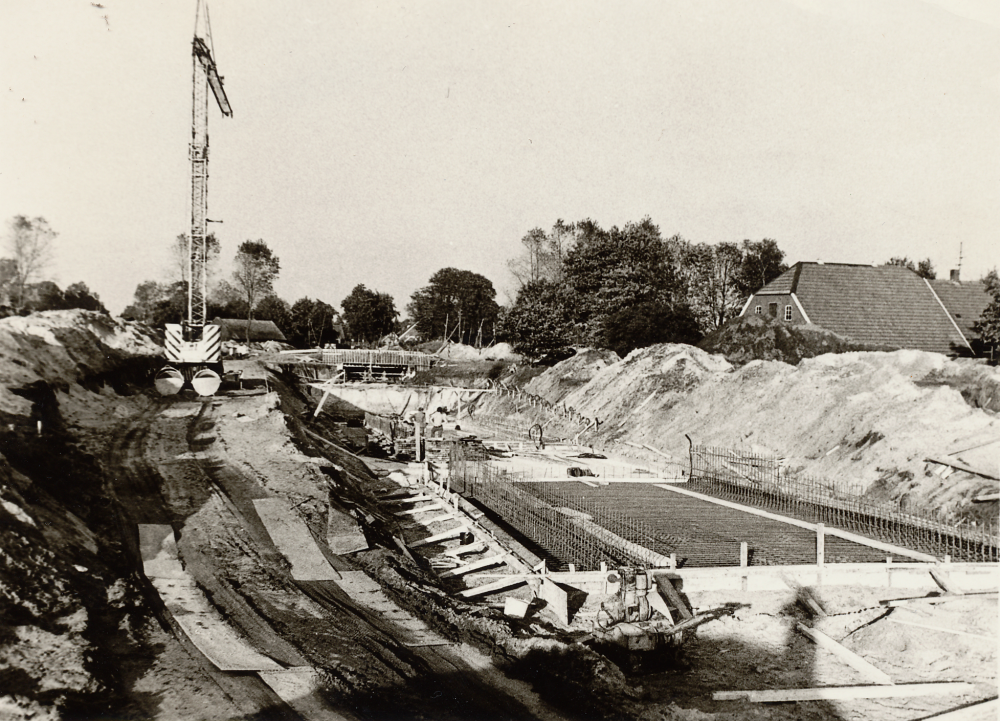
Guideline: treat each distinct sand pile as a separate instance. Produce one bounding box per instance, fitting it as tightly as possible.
[524,348,621,404]
[436,341,523,362]
[0,310,162,416]
[483,343,999,520]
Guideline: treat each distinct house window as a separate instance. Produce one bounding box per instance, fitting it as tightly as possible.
[755,305,762,315]
[768,303,778,317]
[784,305,792,321]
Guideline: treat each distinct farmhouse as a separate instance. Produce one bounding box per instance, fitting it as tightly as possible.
[740,262,989,355]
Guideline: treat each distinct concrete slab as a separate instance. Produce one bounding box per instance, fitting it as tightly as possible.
[153,577,281,671]
[258,668,350,721]
[138,524,186,579]
[327,507,368,555]
[253,498,341,581]
[334,571,450,647]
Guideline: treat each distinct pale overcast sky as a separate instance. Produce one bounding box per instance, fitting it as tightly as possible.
[2,0,999,315]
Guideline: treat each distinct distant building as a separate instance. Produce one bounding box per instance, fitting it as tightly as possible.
[210,317,287,342]
[739,262,989,355]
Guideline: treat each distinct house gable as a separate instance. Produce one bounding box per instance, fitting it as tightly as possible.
[742,262,968,355]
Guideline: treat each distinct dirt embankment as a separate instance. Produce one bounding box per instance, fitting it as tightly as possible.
[0,311,163,719]
[477,343,1000,521]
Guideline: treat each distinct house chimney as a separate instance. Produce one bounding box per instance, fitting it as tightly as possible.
[950,268,960,282]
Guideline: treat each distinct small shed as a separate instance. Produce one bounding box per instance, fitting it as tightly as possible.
[211,317,287,342]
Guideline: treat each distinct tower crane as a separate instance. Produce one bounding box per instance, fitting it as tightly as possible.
[156,0,232,397]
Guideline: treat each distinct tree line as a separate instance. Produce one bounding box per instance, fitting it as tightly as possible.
[8,212,996,360]
[0,216,107,316]
[500,218,789,357]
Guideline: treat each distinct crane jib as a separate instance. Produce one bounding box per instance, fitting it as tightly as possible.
[193,37,232,117]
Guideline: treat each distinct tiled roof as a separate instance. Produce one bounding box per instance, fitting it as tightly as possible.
[754,263,968,354]
[928,279,989,340]
[211,317,287,342]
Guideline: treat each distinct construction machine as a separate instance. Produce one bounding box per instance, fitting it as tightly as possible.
[156,0,232,397]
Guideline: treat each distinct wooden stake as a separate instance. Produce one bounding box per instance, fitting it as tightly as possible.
[795,623,894,685]
[740,542,749,591]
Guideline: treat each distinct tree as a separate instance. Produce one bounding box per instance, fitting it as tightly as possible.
[232,240,280,340]
[407,268,500,346]
[736,239,787,296]
[916,258,936,280]
[254,294,291,335]
[885,256,936,279]
[602,301,702,357]
[507,220,576,289]
[6,215,56,310]
[62,282,107,313]
[974,269,1000,361]
[561,218,681,341]
[171,232,220,286]
[686,242,745,331]
[288,297,339,348]
[341,284,398,345]
[208,279,249,319]
[122,280,167,323]
[499,279,576,358]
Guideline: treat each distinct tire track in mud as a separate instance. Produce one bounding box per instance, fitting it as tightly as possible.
[187,398,564,721]
[105,401,300,720]
[111,396,560,720]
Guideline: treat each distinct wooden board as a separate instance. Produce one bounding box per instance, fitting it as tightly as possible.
[795,623,893,685]
[154,577,281,672]
[656,577,694,620]
[253,499,341,581]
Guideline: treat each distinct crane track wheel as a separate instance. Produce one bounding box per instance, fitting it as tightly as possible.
[191,368,222,397]
[155,367,185,396]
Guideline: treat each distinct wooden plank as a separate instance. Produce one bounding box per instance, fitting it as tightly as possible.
[394,502,446,516]
[887,616,996,640]
[882,592,998,607]
[655,577,694,621]
[713,683,975,703]
[458,575,527,599]
[252,499,340,581]
[795,623,894,685]
[439,554,506,579]
[914,698,999,720]
[408,523,468,548]
[925,457,999,481]
[930,567,961,594]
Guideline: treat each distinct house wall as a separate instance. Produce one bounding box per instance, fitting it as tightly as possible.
[743,294,805,323]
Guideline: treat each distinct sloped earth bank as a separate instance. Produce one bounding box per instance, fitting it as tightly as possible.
[475,344,1000,523]
[0,311,995,720]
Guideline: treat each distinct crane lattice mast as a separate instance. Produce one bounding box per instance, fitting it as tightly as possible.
[189,0,231,329]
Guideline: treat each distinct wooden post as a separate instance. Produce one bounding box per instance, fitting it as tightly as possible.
[669,553,677,570]
[740,542,749,591]
[415,421,423,462]
[816,523,825,584]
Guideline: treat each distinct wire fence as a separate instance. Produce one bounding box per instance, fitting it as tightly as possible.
[690,444,999,563]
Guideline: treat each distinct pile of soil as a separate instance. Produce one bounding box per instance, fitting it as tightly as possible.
[0,310,165,717]
[699,315,891,366]
[478,342,1000,522]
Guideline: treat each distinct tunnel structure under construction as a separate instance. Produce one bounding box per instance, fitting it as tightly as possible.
[442,435,999,573]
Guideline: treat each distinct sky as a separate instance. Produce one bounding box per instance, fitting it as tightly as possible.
[2,0,999,315]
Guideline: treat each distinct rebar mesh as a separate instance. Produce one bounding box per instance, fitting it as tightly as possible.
[690,444,999,563]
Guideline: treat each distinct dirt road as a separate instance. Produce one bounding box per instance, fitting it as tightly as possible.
[106,392,564,720]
